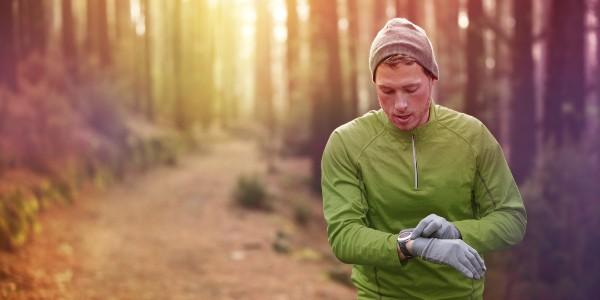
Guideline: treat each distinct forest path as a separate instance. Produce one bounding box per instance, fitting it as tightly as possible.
[1,139,354,300]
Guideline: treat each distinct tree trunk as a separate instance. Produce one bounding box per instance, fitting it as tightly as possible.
[309,0,344,190]
[115,0,131,41]
[395,0,406,17]
[510,0,535,184]
[17,0,47,58]
[62,0,78,78]
[173,0,186,130]
[369,0,387,110]
[142,0,154,121]
[372,0,387,39]
[197,0,215,130]
[86,0,111,67]
[286,0,300,117]
[406,0,424,26]
[0,0,17,91]
[220,0,237,129]
[543,0,585,145]
[464,0,487,124]
[434,0,460,105]
[347,0,359,118]
[97,0,110,66]
[255,0,274,133]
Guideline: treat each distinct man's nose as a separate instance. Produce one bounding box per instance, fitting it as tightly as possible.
[394,96,408,111]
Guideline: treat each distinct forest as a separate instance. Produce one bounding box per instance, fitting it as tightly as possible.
[0,0,599,299]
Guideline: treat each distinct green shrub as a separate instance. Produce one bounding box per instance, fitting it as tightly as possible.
[233,174,270,210]
[293,201,311,226]
[0,189,39,251]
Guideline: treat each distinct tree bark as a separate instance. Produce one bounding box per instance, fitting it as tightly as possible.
[309,0,344,190]
[395,0,406,17]
[406,0,424,26]
[369,0,387,110]
[255,0,274,133]
[219,0,237,128]
[347,0,360,118]
[173,0,186,130]
[464,0,487,124]
[434,0,460,106]
[17,0,47,58]
[510,0,535,184]
[0,0,17,91]
[286,0,300,118]
[543,0,585,145]
[115,0,131,41]
[86,0,111,67]
[197,0,216,130]
[142,0,154,121]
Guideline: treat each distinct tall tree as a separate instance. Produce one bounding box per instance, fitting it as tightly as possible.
[198,0,216,129]
[395,0,423,26]
[544,0,585,145]
[346,0,360,118]
[173,0,186,129]
[142,0,154,121]
[220,0,237,128]
[286,0,300,117]
[434,0,461,106]
[86,0,111,67]
[0,0,17,91]
[406,0,424,26]
[372,0,387,39]
[489,0,509,141]
[510,0,535,183]
[62,0,78,77]
[369,0,387,110]
[464,0,487,124]
[395,0,406,17]
[114,0,131,41]
[17,0,47,58]
[255,0,274,133]
[309,0,344,189]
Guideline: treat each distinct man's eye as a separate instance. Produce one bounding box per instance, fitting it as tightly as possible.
[405,88,418,94]
[382,89,394,95]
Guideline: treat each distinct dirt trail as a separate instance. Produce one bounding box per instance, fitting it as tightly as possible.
[1,139,354,300]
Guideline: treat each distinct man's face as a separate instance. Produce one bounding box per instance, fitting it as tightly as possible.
[375,62,434,131]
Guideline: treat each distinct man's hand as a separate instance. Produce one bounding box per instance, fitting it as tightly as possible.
[411,238,486,280]
[410,214,461,239]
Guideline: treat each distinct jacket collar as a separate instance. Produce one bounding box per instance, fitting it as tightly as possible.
[377,99,439,140]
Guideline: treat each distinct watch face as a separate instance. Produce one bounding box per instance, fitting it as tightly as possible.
[399,231,411,238]
[398,230,413,241]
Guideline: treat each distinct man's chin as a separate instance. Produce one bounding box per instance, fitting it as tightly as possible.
[392,122,417,131]
[391,118,416,131]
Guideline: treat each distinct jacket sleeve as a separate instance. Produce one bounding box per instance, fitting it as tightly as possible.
[321,131,401,268]
[452,124,527,254]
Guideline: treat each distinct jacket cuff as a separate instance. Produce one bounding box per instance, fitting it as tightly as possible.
[452,220,483,253]
[387,234,404,266]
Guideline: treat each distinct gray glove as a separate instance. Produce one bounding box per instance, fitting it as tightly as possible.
[410,213,461,239]
[411,238,486,280]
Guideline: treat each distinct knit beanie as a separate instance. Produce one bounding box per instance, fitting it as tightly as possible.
[369,18,439,81]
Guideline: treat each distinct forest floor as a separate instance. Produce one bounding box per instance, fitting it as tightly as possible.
[0,138,355,300]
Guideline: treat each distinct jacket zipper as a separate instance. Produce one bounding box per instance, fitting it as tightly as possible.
[411,134,419,190]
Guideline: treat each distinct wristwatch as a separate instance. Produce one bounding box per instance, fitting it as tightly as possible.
[397,228,414,259]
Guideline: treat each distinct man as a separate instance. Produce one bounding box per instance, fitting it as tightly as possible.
[321,18,526,299]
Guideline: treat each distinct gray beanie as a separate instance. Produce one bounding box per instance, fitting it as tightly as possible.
[369,18,439,81]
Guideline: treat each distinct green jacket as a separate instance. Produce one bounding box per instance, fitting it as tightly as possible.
[321,102,527,299]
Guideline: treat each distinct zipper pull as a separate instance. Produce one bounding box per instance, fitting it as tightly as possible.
[411,134,419,190]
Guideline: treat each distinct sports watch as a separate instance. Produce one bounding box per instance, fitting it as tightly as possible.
[397,228,414,259]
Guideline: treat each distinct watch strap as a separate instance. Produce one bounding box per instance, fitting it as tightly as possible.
[398,240,413,258]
